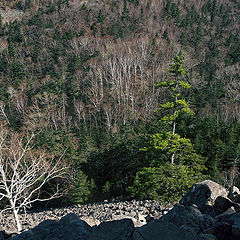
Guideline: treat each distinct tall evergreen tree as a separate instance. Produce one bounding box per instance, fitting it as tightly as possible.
[144,55,194,164]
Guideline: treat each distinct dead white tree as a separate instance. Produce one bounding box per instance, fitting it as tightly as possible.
[0,101,10,125]
[0,132,67,232]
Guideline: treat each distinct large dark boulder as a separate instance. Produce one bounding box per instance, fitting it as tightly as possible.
[0,231,16,240]
[9,213,92,240]
[212,196,240,216]
[215,207,236,222]
[88,218,134,240]
[132,220,204,240]
[227,213,240,239]
[160,204,215,232]
[204,222,234,240]
[180,180,228,214]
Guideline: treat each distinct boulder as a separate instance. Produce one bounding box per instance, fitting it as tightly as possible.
[229,212,240,225]
[215,207,236,222]
[180,180,228,214]
[204,222,233,240]
[88,218,134,240]
[228,186,240,200]
[212,196,240,216]
[160,204,215,232]
[0,231,16,240]
[132,220,204,240]
[136,213,147,225]
[232,194,240,204]
[57,213,92,239]
[9,213,92,240]
[9,220,59,240]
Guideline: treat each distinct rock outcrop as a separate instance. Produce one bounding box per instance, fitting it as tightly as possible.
[2,180,240,240]
[9,214,92,240]
[180,180,228,214]
[132,220,203,240]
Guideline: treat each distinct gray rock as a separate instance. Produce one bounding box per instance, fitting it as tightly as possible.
[136,213,147,225]
[132,220,203,240]
[9,214,92,240]
[232,194,240,204]
[228,186,240,200]
[58,213,92,239]
[180,180,228,214]
[160,204,215,232]
[1,200,166,233]
[88,218,134,240]
[212,196,238,216]
[203,222,233,240]
[215,207,236,222]
[229,212,240,225]
[9,220,59,240]
[0,231,17,240]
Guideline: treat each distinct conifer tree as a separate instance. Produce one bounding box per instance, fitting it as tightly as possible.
[131,55,206,202]
[146,54,194,164]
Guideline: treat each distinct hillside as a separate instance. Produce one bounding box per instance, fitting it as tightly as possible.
[0,0,239,208]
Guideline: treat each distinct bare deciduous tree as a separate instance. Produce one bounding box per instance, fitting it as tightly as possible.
[0,101,10,125]
[0,131,67,232]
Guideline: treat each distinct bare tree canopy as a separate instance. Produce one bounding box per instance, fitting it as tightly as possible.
[0,130,68,232]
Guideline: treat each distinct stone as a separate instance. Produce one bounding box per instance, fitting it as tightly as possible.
[203,222,233,240]
[229,212,240,225]
[212,196,236,216]
[58,213,92,239]
[9,220,59,240]
[0,231,16,240]
[228,186,240,200]
[215,207,235,222]
[88,218,134,240]
[136,213,147,224]
[160,204,215,232]
[145,214,154,223]
[180,180,228,214]
[232,194,240,204]
[80,217,100,226]
[9,214,92,240]
[1,200,166,233]
[132,220,203,240]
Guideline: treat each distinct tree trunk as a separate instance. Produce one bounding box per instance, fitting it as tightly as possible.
[13,208,22,233]
[171,153,175,164]
[171,91,178,165]
[171,120,176,164]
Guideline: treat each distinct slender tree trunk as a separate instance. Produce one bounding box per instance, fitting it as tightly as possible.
[171,107,177,164]
[13,208,22,233]
[171,153,175,164]
[171,123,176,164]
[10,201,22,233]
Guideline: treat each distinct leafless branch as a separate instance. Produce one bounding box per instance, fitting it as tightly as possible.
[0,132,68,232]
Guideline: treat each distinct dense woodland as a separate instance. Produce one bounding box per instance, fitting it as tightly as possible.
[0,0,239,208]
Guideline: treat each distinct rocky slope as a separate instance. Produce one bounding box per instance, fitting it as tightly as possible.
[0,200,169,233]
[2,180,240,239]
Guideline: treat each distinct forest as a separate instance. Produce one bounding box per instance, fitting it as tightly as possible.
[0,0,239,209]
